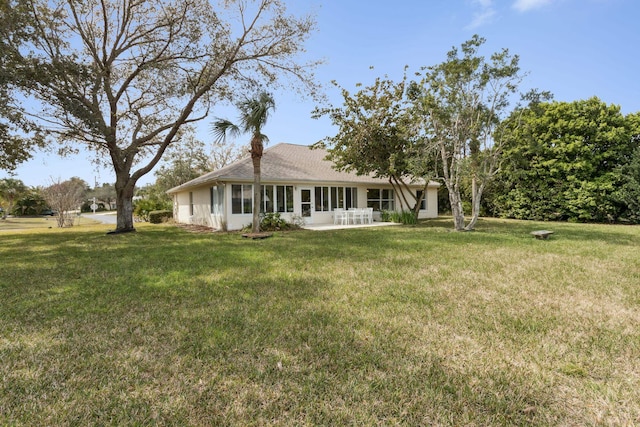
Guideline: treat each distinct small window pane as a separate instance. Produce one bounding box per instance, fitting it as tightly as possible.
[264,185,274,213]
[286,186,294,212]
[232,185,242,214]
[243,185,252,214]
[277,185,285,212]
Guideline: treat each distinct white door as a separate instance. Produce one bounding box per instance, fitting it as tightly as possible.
[300,188,313,224]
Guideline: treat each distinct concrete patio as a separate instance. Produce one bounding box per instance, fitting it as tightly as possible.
[302,221,401,231]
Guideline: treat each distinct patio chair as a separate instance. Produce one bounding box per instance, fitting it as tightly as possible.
[364,207,373,224]
[334,208,347,225]
[349,208,364,224]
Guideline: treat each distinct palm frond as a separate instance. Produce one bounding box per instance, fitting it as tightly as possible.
[211,118,240,143]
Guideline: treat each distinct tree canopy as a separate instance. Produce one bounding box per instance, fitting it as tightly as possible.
[313,72,433,215]
[492,97,637,222]
[1,0,319,233]
[409,35,523,230]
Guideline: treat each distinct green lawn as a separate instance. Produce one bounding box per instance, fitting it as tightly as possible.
[0,215,100,231]
[1,219,639,425]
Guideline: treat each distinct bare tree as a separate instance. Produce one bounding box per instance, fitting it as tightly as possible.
[3,0,319,233]
[42,177,87,227]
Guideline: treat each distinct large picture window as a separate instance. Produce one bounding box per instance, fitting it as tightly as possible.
[367,188,395,211]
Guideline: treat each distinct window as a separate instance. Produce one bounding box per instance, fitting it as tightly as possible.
[231,184,252,214]
[314,186,358,211]
[262,185,294,213]
[315,186,330,211]
[367,188,395,211]
[416,190,427,210]
[345,187,358,209]
[232,184,294,215]
[263,185,274,213]
[189,192,194,216]
[210,186,224,214]
[331,187,344,209]
[330,187,358,209]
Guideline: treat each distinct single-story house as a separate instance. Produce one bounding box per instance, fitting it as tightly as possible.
[167,143,440,230]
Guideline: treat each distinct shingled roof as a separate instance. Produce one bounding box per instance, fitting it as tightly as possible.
[167,143,431,194]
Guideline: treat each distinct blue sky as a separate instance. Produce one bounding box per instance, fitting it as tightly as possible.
[7,0,640,188]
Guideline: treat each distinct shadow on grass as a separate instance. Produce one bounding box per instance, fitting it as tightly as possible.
[1,224,561,425]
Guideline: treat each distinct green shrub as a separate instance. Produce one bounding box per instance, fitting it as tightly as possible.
[134,198,171,221]
[260,212,300,231]
[148,210,173,224]
[241,213,301,232]
[384,210,417,225]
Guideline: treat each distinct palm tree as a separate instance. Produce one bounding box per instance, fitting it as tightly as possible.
[212,92,275,233]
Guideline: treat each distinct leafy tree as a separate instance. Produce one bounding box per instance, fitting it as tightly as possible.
[613,112,640,222]
[0,177,28,217]
[154,131,216,195]
[409,35,523,231]
[494,98,635,222]
[313,72,433,216]
[13,187,46,216]
[42,178,88,227]
[0,0,46,171]
[212,91,275,234]
[2,0,319,233]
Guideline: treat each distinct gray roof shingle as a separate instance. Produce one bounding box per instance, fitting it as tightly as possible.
[167,143,434,193]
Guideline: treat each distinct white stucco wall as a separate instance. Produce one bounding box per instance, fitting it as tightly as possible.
[171,181,439,231]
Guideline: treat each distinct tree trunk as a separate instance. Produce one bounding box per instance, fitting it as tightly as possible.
[252,155,261,234]
[449,188,466,231]
[250,134,265,234]
[465,176,484,231]
[113,172,137,234]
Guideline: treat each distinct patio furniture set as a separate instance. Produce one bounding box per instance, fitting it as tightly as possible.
[333,208,374,225]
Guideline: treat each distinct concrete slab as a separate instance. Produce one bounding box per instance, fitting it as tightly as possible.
[302,222,401,231]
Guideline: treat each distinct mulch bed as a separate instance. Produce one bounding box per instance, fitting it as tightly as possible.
[176,224,218,233]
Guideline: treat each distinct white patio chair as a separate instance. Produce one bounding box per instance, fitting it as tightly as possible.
[364,207,373,224]
[349,208,364,224]
[334,208,347,225]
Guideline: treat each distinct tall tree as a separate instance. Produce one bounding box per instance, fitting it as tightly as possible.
[313,72,433,216]
[2,0,318,233]
[212,91,275,233]
[409,35,523,231]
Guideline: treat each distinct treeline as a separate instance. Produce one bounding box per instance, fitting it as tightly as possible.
[474,97,640,223]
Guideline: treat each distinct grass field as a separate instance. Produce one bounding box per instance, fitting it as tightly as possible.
[1,219,639,425]
[0,215,100,231]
